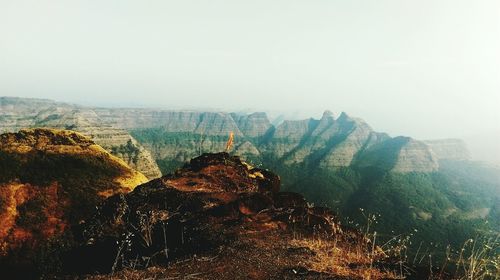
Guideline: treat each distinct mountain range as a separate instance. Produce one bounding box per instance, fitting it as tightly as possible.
[1,96,498,253]
[0,97,470,173]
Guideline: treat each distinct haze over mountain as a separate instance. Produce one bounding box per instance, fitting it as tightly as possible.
[0,97,470,173]
[1,0,499,164]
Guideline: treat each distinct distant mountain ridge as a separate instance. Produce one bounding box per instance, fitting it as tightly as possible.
[98,108,447,173]
[0,96,471,174]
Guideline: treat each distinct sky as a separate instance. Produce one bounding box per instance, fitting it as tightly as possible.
[0,0,499,162]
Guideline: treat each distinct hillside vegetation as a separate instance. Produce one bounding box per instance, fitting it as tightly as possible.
[0,128,148,278]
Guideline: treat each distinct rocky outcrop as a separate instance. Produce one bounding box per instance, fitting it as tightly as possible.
[254,111,391,170]
[0,129,148,276]
[64,153,396,279]
[423,139,471,161]
[106,137,162,179]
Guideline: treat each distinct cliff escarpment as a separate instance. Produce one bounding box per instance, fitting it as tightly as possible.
[1,97,455,174]
[128,110,440,174]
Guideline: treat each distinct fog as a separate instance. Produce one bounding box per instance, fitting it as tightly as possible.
[0,0,499,163]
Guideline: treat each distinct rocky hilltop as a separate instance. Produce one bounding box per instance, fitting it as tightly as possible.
[0,97,162,179]
[0,144,406,279]
[34,109,162,179]
[63,152,399,279]
[0,129,148,277]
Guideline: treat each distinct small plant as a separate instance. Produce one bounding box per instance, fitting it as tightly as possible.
[452,234,500,280]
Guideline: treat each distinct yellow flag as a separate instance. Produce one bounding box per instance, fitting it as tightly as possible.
[225,131,234,152]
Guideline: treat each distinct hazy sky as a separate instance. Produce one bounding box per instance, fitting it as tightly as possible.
[1,1,499,162]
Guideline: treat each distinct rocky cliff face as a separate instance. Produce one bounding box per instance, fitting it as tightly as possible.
[124,109,439,173]
[0,128,148,274]
[423,139,471,161]
[356,137,439,172]
[393,138,440,172]
[94,109,244,135]
[318,113,379,168]
[231,112,272,138]
[123,111,263,169]
[263,118,319,160]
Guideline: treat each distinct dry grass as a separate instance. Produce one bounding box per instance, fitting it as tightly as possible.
[87,207,498,280]
[288,235,401,280]
[450,235,500,280]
